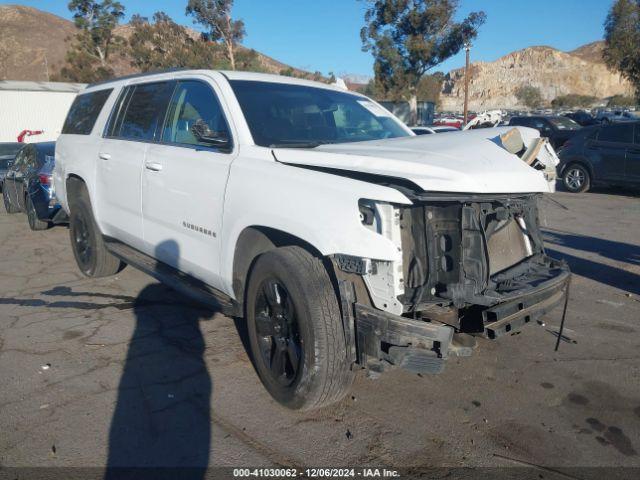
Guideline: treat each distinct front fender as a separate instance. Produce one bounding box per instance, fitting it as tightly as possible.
[218,153,412,298]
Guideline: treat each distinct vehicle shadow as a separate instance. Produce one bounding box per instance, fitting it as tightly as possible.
[543,229,640,266]
[105,240,218,480]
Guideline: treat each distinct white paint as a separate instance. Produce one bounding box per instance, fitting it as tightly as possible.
[55,70,550,311]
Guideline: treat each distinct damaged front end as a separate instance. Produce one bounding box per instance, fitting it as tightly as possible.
[335,193,570,375]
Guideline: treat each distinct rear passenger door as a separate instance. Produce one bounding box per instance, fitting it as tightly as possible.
[591,124,632,182]
[142,78,235,290]
[98,81,175,250]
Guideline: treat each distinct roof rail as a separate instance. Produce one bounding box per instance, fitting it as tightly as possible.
[88,68,196,88]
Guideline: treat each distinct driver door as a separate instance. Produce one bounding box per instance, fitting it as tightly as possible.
[142,78,236,290]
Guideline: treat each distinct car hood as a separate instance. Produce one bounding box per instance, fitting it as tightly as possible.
[272,127,550,194]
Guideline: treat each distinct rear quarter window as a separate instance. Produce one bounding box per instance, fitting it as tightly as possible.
[62,89,113,135]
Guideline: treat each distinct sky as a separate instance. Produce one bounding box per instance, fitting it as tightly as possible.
[7,0,614,79]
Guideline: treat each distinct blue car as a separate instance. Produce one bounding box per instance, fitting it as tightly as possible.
[2,142,66,230]
[0,142,23,193]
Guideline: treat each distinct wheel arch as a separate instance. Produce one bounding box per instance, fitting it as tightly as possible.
[232,226,324,305]
[66,174,88,209]
[561,158,594,179]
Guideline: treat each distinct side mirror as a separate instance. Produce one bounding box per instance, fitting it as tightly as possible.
[191,119,230,147]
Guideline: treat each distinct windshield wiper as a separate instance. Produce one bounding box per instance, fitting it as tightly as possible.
[269,141,323,149]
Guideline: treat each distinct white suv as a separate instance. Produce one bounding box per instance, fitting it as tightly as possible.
[55,70,570,410]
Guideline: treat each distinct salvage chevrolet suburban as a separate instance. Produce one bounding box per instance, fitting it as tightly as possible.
[54,70,570,411]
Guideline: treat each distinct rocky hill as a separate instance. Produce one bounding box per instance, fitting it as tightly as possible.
[440,43,633,111]
[0,4,311,81]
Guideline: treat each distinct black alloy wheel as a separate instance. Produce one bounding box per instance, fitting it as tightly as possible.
[26,195,48,230]
[254,278,302,387]
[71,208,93,271]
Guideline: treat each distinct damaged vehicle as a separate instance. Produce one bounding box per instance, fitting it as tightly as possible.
[54,71,570,411]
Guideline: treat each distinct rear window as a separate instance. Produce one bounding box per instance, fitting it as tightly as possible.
[62,89,113,135]
[549,117,580,130]
[597,124,633,143]
[0,143,22,157]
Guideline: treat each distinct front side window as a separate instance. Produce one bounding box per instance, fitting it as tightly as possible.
[62,89,113,135]
[229,80,410,147]
[598,124,633,143]
[117,81,175,141]
[162,81,230,148]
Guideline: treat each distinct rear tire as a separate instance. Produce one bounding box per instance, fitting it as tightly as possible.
[69,183,124,277]
[3,188,19,214]
[563,163,591,193]
[246,246,354,411]
[26,195,49,231]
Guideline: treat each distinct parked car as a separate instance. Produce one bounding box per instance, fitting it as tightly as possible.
[54,70,570,411]
[0,142,23,192]
[2,142,64,230]
[508,115,581,150]
[558,122,640,193]
[563,110,598,127]
[595,110,640,124]
[411,125,459,135]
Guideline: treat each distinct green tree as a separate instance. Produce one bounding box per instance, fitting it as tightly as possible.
[361,0,485,124]
[186,0,245,70]
[128,12,217,72]
[603,0,640,99]
[58,0,125,82]
[551,94,598,108]
[515,85,543,109]
[607,94,637,107]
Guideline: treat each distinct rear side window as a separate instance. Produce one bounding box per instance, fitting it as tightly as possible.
[597,124,633,143]
[62,89,113,135]
[109,81,175,141]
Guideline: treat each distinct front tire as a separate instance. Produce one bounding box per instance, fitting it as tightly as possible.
[563,163,591,193]
[26,195,49,231]
[246,246,354,411]
[3,188,19,214]
[69,184,124,277]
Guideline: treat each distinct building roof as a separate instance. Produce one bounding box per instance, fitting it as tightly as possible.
[0,80,87,93]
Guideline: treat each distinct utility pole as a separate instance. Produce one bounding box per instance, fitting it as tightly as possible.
[463,42,471,126]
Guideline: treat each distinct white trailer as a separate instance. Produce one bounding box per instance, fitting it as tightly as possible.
[0,81,86,143]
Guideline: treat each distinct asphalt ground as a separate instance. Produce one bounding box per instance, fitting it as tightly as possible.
[0,190,639,479]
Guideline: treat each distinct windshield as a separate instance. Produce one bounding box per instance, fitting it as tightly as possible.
[229,80,410,147]
[549,117,580,130]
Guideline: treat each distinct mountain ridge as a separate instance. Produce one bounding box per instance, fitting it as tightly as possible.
[0,4,311,81]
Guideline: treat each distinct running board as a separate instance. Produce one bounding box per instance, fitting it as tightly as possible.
[105,239,240,317]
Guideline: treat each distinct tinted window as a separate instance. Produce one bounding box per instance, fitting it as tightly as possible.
[162,81,230,148]
[598,124,633,143]
[530,118,548,130]
[635,124,640,144]
[0,143,22,158]
[62,89,113,135]
[230,80,409,147]
[117,82,175,141]
[549,117,580,130]
[510,117,527,126]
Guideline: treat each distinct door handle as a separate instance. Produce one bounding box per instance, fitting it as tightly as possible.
[99,153,111,160]
[145,162,163,172]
